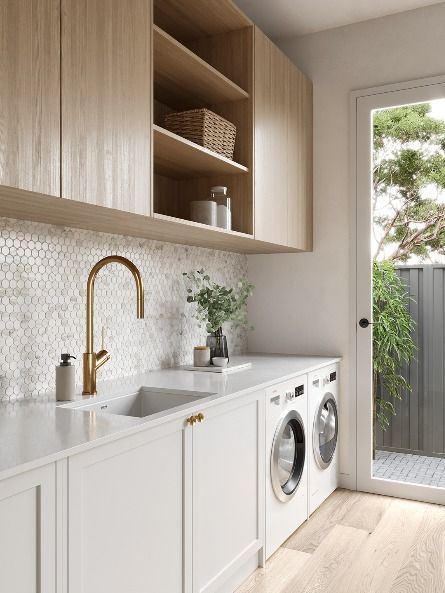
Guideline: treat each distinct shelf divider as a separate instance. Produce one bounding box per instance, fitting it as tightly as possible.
[153,25,249,109]
[153,124,248,179]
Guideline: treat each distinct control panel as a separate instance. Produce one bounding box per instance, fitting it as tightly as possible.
[267,376,308,410]
[285,384,305,401]
[270,383,305,405]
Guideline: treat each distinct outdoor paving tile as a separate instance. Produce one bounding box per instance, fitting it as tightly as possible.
[373,450,445,487]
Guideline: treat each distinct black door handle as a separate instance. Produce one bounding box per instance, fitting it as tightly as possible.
[359,318,373,328]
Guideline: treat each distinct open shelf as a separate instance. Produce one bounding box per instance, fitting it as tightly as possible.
[153,25,248,109]
[153,0,252,42]
[153,124,248,179]
[153,212,253,239]
[151,2,255,242]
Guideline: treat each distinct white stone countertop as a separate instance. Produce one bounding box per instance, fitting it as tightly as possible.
[0,354,340,481]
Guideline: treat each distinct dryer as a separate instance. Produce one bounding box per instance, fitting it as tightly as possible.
[308,363,339,515]
[265,375,308,559]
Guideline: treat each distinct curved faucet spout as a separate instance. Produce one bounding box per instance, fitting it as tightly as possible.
[83,256,145,395]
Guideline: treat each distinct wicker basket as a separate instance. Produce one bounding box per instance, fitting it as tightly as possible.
[164,108,236,160]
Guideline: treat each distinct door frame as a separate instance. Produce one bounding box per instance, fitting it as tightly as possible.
[351,74,445,505]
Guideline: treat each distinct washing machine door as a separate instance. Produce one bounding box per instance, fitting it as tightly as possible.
[271,409,305,502]
[313,393,338,469]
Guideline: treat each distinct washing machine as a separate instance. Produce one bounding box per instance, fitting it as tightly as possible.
[308,363,339,515]
[266,375,308,559]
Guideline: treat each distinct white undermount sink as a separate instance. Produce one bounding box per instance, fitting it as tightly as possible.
[71,387,210,418]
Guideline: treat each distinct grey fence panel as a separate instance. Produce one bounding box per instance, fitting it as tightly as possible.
[376,265,445,457]
[432,267,445,455]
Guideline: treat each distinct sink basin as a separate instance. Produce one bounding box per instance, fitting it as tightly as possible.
[71,387,210,418]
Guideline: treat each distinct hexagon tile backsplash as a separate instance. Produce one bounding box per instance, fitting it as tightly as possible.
[0,217,248,401]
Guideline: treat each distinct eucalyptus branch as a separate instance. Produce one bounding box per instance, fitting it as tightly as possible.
[183,270,254,334]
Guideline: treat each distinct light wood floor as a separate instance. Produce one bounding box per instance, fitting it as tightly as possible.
[236,489,445,593]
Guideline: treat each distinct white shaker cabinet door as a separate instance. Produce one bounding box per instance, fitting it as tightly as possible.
[192,391,265,593]
[68,418,190,593]
[0,463,56,593]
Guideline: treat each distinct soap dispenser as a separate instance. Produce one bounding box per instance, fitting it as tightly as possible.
[56,353,76,401]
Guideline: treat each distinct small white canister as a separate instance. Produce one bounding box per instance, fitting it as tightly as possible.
[193,346,210,367]
[190,201,217,226]
[211,186,232,230]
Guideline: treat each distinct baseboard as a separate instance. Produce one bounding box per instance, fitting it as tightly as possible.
[339,472,357,491]
[216,554,259,593]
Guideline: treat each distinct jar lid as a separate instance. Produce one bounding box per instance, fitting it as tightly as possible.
[210,186,228,194]
[194,345,209,350]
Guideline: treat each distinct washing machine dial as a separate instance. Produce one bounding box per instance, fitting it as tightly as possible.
[285,390,294,401]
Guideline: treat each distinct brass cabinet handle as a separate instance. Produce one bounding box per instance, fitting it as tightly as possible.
[186,413,204,426]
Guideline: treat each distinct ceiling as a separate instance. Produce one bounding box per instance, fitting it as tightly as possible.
[234,0,444,37]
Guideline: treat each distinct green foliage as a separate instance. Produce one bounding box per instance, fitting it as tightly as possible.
[373,103,445,262]
[183,269,254,334]
[372,261,416,430]
[374,103,445,149]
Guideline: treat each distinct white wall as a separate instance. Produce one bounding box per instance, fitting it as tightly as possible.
[247,2,445,487]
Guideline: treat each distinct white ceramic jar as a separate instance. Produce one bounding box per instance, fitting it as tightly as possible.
[190,201,217,226]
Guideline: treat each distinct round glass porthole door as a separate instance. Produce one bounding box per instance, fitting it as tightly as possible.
[313,393,338,469]
[271,410,305,502]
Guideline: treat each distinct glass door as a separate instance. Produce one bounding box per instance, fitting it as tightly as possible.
[355,77,445,504]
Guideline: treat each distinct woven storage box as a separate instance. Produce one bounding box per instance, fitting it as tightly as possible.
[164,108,236,160]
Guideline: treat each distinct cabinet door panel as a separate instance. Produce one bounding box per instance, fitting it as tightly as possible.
[68,422,186,593]
[193,394,263,593]
[254,29,288,246]
[288,66,313,250]
[254,27,313,250]
[0,464,56,593]
[61,0,151,214]
[0,0,60,195]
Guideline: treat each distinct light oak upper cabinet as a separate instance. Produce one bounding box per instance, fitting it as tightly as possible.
[0,0,60,196]
[61,0,151,214]
[287,64,313,250]
[254,28,288,247]
[254,28,313,250]
[0,464,56,593]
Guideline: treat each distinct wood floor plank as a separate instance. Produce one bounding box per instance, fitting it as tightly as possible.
[339,490,393,533]
[329,500,426,593]
[236,548,310,593]
[283,489,363,553]
[251,490,445,593]
[389,504,445,593]
[283,524,369,593]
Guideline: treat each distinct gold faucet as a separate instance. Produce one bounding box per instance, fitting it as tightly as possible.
[83,256,144,395]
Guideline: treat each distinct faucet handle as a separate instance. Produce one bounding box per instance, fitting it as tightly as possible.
[96,349,111,370]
